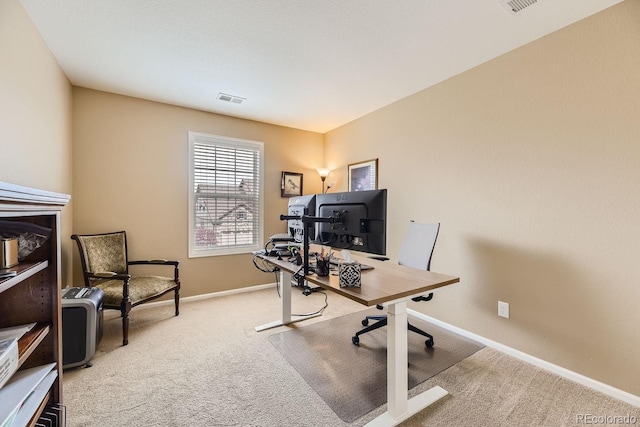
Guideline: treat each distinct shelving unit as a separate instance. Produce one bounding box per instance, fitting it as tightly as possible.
[0,182,70,427]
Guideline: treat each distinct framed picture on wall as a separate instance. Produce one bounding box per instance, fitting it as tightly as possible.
[348,159,378,192]
[281,171,303,197]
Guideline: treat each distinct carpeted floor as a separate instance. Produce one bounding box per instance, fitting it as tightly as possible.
[269,308,484,422]
[62,286,640,426]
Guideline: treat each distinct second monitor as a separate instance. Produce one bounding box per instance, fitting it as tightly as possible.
[286,194,316,243]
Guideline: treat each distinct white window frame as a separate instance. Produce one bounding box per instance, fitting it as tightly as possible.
[188,132,264,257]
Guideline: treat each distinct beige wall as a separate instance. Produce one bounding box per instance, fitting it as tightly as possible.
[0,0,74,284]
[325,1,640,396]
[72,88,324,295]
[6,0,639,402]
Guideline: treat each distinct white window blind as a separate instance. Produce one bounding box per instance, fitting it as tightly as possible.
[188,132,264,257]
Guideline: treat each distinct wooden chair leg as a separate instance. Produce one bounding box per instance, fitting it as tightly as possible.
[174,288,180,316]
[122,316,129,346]
[121,299,131,346]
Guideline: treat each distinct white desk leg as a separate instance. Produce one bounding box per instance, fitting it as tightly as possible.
[365,300,448,427]
[255,269,321,332]
[388,300,409,419]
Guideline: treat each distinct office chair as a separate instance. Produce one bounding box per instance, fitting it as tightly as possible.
[352,221,439,348]
[71,231,180,346]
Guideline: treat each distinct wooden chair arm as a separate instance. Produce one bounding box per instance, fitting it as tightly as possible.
[89,271,131,280]
[129,260,180,266]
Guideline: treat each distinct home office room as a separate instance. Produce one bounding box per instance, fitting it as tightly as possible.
[1,1,639,426]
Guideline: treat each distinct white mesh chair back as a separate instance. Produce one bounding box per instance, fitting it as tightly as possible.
[397,222,440,271]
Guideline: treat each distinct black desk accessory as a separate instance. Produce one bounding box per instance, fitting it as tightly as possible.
[279,213,339,295]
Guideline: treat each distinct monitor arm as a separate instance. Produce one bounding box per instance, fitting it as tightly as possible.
[279,214,340,293]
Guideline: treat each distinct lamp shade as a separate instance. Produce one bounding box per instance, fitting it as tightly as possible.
[317,168,331,179]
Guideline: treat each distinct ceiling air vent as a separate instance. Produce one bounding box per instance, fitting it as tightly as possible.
[217,93,246,104]
[500,0,539,14]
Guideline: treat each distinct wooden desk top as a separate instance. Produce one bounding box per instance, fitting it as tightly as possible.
[259,252,459,307]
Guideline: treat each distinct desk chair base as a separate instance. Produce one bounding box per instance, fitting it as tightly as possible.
[352,314,434,348]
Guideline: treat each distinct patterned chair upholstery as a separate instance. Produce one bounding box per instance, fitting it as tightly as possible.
[71,231,180,345]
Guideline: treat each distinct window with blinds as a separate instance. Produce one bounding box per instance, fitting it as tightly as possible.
[188,132,264,257]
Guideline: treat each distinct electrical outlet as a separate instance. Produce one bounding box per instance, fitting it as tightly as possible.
[498,301,510,318]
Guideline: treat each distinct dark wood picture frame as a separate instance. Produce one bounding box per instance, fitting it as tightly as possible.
[281,171,303,197]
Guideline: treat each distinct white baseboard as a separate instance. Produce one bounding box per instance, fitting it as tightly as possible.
[408,309,640,409]
[111,284,640,408]
[132,282,276,309]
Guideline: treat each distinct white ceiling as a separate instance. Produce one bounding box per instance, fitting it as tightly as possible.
[20,0,622,133]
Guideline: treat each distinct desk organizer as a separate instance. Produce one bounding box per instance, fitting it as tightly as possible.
[339,261,361,287]
[315,259,330,277]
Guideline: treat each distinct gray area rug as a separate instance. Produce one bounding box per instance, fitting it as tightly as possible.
[269,308,484,422]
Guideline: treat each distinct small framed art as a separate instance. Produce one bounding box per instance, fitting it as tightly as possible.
[281,171,303,197]
[348,159,378,192]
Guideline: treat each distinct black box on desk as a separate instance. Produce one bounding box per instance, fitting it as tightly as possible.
[61,287,104,369]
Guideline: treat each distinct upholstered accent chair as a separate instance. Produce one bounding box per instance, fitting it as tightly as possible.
[71,231,180,346]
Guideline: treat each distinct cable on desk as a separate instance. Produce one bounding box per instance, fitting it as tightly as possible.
[252,243,328,317]
[274,263,304,298]
[273,265,329,317]
[252,251,278,273]
[293,290,328,317]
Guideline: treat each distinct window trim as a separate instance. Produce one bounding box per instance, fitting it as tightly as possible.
[188,131,264,258]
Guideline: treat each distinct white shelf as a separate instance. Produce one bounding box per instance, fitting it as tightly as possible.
[0,363,57,426]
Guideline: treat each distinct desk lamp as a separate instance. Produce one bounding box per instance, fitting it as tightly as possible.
[317,168,331,193]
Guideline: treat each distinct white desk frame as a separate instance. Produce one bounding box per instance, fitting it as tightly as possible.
[367,299,448,426]
[254,269,321,332]
[255,255,457,426]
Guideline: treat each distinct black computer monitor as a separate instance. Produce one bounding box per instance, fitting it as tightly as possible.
[286,194,316,243]
[315,189,387,256]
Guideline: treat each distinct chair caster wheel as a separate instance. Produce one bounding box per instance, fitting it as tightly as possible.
[426,339,434,348]
[352,336,360,346]
[361,319,369,326]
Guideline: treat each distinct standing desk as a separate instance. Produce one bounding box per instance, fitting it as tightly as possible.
[255,253,459,427]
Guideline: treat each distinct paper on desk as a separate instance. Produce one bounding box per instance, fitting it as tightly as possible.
[0,323,36,341]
